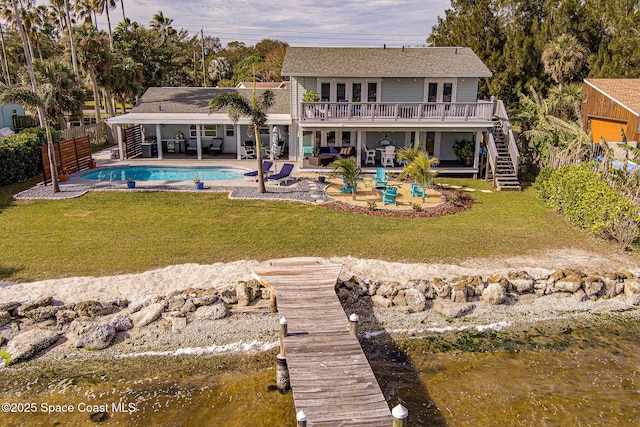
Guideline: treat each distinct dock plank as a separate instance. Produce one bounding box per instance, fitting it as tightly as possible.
[253,261,393,427]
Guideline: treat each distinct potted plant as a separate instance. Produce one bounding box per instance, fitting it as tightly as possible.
[302,90,320,119]
[453,139,475,166]
[126,178,136,189]
[58,167,69,182]
[194,177,204,190]
[88,158,97,168]
[318,165,326,183]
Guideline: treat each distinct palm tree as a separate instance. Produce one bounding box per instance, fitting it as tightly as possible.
[94,0,116,48]
[75,24,111,123]
[72,0,95,26]
[0,0,36,62]
[329,158,362,200]
[150,11,176,44]
[119,0,125,21]
[62,0,79,76]
[6,0,59,192]
[209,86,275,193]
[33,59,84,129]
[541,34,588,91]
[402,151,439,203]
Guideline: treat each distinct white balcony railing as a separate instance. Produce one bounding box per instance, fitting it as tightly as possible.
[300,101,495,122]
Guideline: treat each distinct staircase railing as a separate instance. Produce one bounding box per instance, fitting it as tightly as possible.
[486,131,499,188]
[493,100,519,176]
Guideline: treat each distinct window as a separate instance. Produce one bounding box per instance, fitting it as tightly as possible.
[337,83,346,101]
[225,124,234,137]
[443,83,453,103]
[321,83,331,102]
[190,125,217,137]
[427,83,438,103]
[426,132,435,155]
[352,83,361,102]
[367,82,378,102]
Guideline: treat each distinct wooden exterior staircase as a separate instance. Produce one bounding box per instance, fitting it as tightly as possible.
[487,101,521,191]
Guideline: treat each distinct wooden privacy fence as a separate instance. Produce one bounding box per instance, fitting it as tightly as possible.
[60,122,114,146]
[41,136,92,184]
[123,125,143,159]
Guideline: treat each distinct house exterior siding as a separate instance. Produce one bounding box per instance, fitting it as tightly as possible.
[582,81,640,142]
[380,78,424,102]
[455,78,479,103]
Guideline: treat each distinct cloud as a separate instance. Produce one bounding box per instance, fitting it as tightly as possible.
[94,0,451,47]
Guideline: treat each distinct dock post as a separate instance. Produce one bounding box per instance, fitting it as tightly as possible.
[349,313,359,336]
[392,404,408,427]
[296,410,307,427]
[279,317,288,356]
[276,354,290,392]
[270,292,278,313]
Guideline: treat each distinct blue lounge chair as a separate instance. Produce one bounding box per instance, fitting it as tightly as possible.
[244,161,273,181]
[267,163,295,185]
[339,178,357,194]
[375,168,388,186]
[382,186,398,206]
[410,183,425,198]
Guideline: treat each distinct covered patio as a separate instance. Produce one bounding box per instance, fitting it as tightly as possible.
[106,87,292,162]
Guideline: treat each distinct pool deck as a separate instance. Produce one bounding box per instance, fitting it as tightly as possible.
[14,151,337,204]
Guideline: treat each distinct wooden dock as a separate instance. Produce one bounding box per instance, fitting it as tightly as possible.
[253,259,393,427]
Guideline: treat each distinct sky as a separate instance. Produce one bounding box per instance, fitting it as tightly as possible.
[90,0,452,48]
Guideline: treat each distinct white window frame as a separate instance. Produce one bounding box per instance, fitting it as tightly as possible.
[424,79,457,103]
[316,78,381,102]
[190,124,218,138]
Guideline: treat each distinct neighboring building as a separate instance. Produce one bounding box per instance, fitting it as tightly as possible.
[108,46,520,190]
[582,78,640,143]
[0,103,25,131]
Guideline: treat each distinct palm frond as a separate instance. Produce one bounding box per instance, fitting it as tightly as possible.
[256,90,275,112]
[0,86,44,109]
[208,92,252,122]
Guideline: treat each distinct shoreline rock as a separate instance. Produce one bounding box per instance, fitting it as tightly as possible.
[1,266,639,366]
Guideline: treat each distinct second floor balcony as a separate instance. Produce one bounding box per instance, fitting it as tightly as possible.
[300,101,496,124]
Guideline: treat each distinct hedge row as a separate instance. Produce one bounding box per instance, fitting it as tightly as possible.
[534,163,639,238]
[0,128,53,186]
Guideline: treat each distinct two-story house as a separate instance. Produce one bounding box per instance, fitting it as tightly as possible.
[108,46,520,190]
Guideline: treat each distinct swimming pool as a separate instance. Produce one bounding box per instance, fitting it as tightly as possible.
[82,166,246,181]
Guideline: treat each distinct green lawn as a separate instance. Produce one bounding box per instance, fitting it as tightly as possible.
[0,178,627,282]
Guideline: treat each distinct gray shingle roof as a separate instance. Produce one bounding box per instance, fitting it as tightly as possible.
[131,87,290,115]
[281,47,492,78]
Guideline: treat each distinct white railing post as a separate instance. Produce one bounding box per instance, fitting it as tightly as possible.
[392,404,408,427]
[296,410,307,427]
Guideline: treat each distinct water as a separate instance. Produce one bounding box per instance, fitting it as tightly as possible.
[368,314,640,426]
[1,315,638,426]
[82,166,246,182]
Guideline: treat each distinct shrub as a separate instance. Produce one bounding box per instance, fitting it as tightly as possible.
[534,163,639,248]
[0,127,61,186]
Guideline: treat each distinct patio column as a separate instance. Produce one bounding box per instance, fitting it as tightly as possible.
[196,124,202,159]
[356,131,362,166]
[235,124,241,160]
[297,124,303,168]
[155,124,163,160]
[473,131,481,179]
[116,124,123,160]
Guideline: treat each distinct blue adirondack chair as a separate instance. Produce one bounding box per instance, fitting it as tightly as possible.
[375,168,388,187]
[382,185,398,206]
[339,178,357,194]
[410,182,425,198]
